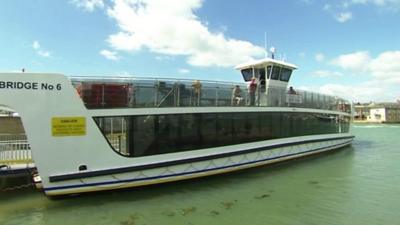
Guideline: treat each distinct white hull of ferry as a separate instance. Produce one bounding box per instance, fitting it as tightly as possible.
[43,134,352,196]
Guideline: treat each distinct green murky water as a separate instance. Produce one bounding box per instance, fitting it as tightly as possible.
[1,124,399,225]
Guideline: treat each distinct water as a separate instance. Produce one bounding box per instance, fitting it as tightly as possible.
[1,124,399,225]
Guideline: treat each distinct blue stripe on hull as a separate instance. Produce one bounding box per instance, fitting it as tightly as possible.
[44,140,352,193]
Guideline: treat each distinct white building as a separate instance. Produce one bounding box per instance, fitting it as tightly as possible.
[367,103,400,123]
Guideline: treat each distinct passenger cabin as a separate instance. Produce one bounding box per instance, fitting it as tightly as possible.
[235,58,298,106]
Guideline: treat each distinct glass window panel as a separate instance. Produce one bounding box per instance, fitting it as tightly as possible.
[179,114,199,150]
[280,68,292,82]
[270,113,282,138]
[291,113,302,137]
[255,68,265,79]
[217,113,233,146]
[232,113,248,144]
[271,66,281,80]
[259,112,273,140]
[135,86,156,107]
[93,111,351,158]
[281,113,291,137]
[247,113,260,142]
[201,114,217,148]
[132,115,156,157]
[156,115,173,154]
[241,68,253,81]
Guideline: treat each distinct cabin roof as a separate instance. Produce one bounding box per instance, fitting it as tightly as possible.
[234,58,298,70]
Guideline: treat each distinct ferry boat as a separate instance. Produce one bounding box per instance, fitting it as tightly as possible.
[0,58,354,196]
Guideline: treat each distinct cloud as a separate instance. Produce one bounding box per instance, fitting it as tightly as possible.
[328,0,400,22]
[70,0,104,12]
[331,51,371,72]
[298,52,306,58]
[318,76,400,102]
[155,55,173,61]
[331,50,400,79]
[318,50,400,102]
[321,0,400,22]
[335,11,353,22]
[100,49,120,61]
[321,3,354,22]
[33,41,40,50]
[315,53,325,62]
[302,80,397,102]
[106,0,265,67]
[323,4,332,10]
[178,68,190,74]
[301,0,313,4]
[369,51,400,78]
[32,40,51,57]
[312,70,343,77]
[348,0,400,9]
[317,82,389,102]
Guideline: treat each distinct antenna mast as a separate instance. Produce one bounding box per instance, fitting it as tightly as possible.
[264,32,268,58]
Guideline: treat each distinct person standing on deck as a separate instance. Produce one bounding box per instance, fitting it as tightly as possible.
[232,85,243,106]
[192,80,202,106]
[248,77,257,106]
[288,86,296,94]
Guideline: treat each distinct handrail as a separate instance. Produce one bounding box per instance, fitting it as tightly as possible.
[72,77,352,114]
[0,134,32,165]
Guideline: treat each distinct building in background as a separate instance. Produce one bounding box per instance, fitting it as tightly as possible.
[354,103,371,121]
[354,102,400,123]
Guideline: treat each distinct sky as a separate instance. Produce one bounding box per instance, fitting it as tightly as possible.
[1,0,400,102]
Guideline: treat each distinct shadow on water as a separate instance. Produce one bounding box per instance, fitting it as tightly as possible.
[352,138,375,149]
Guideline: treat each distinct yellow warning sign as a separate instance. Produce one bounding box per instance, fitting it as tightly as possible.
[52,117,86,137]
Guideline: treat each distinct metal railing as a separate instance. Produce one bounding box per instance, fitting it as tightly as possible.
[71,77,352,114]
[0,134,32,165]
[106,134,128,156]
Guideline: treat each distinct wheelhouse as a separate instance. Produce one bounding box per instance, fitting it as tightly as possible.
[235,58,298,90]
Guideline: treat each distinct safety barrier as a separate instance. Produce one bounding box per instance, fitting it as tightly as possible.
[71,77,352,113]
[0,134,32,165]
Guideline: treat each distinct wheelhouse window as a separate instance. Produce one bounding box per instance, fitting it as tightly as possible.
[257,67,267,91]
[241,68,265,81]
[255,68,265,79]
[271,66,281,80]
[280,68,292,82]
[241,68,253,81]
